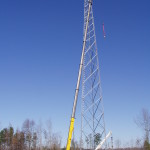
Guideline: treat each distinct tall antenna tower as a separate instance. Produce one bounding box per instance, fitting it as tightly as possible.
[81,0,106,149]
[66,1,107,150]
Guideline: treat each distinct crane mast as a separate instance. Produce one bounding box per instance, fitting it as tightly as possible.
[66,1,93,150]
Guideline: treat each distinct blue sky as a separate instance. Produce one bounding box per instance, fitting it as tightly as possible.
[0,0,150,147]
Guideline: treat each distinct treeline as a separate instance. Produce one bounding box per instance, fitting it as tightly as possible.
[113,148,144,150]
[114,146,150,150]
[0,119,61,150]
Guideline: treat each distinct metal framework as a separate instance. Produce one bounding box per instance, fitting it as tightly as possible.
[81,0,106,149]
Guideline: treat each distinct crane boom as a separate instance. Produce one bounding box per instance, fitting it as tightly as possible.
[66,1,93,150]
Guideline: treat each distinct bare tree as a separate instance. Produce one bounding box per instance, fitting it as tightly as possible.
[135,109,150,142]
[44,119,52,149]
[130,139,134,148]
[36,120,43,150]
[51,133,62,150]
[22,119,36,150]
[115,139,121,149]
[74,140,80,150]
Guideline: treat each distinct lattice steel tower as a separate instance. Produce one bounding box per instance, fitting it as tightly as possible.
[81,0,106,149]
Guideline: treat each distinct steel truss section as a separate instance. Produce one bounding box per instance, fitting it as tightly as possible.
[81,0,106,150]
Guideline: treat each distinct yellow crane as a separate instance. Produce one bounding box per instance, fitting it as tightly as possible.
[66,1,93,150]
